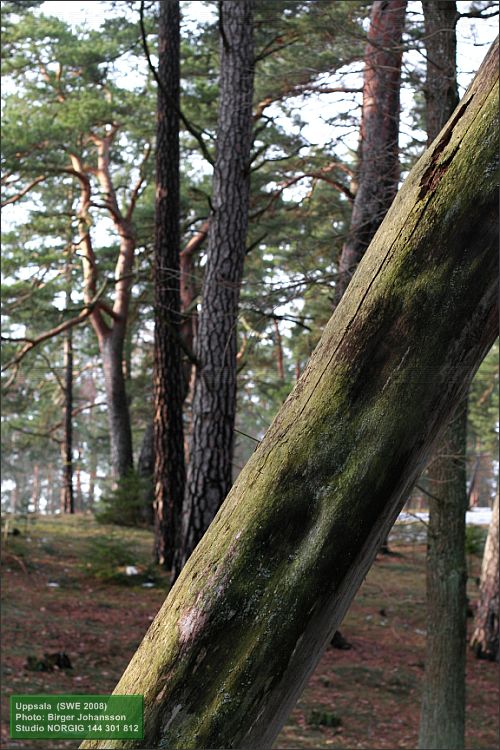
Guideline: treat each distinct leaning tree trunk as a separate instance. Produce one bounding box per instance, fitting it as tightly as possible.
[152,0,186,568]
[173,0,255,576]
[470,488,499,661]
[334,0,407,558]
[334,0,407,305]
[81,40,498,750]
[417,6,466,748]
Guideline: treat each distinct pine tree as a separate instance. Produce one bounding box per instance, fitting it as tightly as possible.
[417,6,468,748]
[81,41,499,748]
[173,0,256,576]
[151,0,186,567]
[1,8,154,480]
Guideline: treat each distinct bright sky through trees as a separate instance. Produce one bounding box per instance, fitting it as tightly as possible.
[2,0,497,512]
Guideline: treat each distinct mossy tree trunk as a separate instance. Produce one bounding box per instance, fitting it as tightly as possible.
[335,0,407,559]
[81,39,499,750]
[418,4,467,749]
[470,488,499,661]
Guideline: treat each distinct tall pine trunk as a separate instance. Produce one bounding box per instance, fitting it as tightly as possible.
[417,5,466,748]
[418,404,468,749]
[62,323,75,514]
[173,0,255,576]
[31,463,40,514]
[152,0,186,568]
[81,42,499,749]
[138,421,154,526]
[470,488,499,661]
[334,0,407,305]
[72,138,137,484]
[100,328,134,480]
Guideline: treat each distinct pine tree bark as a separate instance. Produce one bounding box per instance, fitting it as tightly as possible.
[101,328,134,479]
[334,0,407,556]
[31,463,40,514]
[422,1,460,140]
[417,6,465,748]
[173,0,255,576]
[274,318,285,382]
[138,421,154,526]
[11,479,19,515]
[470,488,499,661]
[81,40,499,750]
[334,0,407,304]
[418,404,468,749]
[88,452,97,511]
[62,324,75,514]
[152,0,186,568]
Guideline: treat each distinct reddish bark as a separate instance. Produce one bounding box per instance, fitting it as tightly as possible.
[274,318,285,381]
[470,489,499,661]
[335,0,407,304]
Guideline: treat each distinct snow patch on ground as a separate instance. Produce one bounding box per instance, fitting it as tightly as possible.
[397,507,492,526]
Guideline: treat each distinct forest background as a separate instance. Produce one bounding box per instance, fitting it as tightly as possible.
[1,0,498,524]
[1,1,499,748]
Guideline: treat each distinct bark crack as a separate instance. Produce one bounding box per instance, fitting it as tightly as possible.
[418,97,472,199]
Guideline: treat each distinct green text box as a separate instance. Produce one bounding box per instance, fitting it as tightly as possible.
[10,694,143,740]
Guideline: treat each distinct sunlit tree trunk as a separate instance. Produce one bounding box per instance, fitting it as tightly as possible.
[274,318,285,382]
[71,142,137,482]
[335,0,407,560]
[81,43,499,749]
[11,479,19,515]
[470,488,499,661]
[334,0,407,304]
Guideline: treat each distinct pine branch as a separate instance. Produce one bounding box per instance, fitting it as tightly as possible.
[1,281,110,372]
[126,143,152,221]
[1,176,47,207]
[458,8,499,18]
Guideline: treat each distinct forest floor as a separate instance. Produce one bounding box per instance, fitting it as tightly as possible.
[1,514,498,750]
